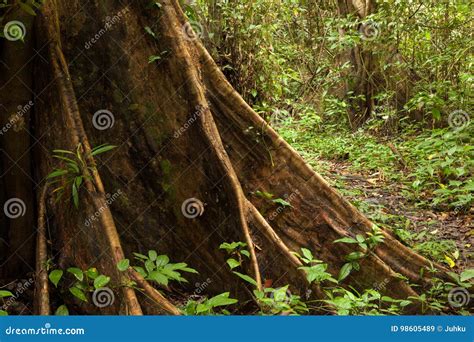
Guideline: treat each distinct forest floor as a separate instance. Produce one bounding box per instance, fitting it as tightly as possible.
[278,124,474,272]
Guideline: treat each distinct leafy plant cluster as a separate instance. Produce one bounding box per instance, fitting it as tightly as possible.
[47,143,116,207]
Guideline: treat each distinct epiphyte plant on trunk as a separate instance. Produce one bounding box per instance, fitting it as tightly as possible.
[46,143,116,207]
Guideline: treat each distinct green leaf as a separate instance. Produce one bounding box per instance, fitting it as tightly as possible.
[93,275,111,289]
[301,248,313,261]
[55,305,69,316]
[334,237,358,244]
[49,269,63,287]
[0,310,8,316]
[117,259,130,272]
[460,269,474,282]
[53,149,75,155]
[67,267,84,281]
[345,251,365,261]
[144,26,156,38]
[241,250,250,258]
[148,55,162,63]
[226,258,241,270]
[133,266,147,278]
[196,303,209,314]
[85,268,99,279]
[91,144,116,156]
[0,290,13,298]
[338,263,353,282]
[272,198,292,207]
[47,169,68,179]
[148,250,158,261]
[254,190,273,199]
[232,271,257,286]
[69,287,88,302]
[207,292,238,307]
[18,2,37,16]
[133,253,148,260]
[155,255,169,267]
[145,260,155,273]
[148,271,169,286]
[72,182,79,207]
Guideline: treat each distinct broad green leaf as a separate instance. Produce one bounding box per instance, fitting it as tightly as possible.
[55,305,69,316]
[117,259,130,272]
[85,268,99,279]
[338,263,353,282]
[334,237,358,244]
[148,271,169,286]
[232,271,257,286]
[145,260,155,273]
[148,250,158,261]
[69,287,87,302]
[0,310,7,316]
[49,270,63,287]
[18,2,36,15]
[207,292,238,307]
[345,252,364,261]
[460,269,474,282]
[226,258,241,270]
[301,248,313,261]
[94,275,111,289]
[155,255,170,267]
[67,267,84,281]
[0,290,13,298]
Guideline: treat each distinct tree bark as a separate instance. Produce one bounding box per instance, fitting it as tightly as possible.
[0,0,448,315]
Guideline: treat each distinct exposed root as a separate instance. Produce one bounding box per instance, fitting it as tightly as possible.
[130,269,181,315]
[35,185,50,315]
[40,2,145,315]
[162,0,263,291]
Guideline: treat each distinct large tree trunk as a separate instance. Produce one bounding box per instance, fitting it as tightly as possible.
[0,0,448,315]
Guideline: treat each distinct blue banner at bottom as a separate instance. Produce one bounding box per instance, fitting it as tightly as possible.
[0,316,472,342]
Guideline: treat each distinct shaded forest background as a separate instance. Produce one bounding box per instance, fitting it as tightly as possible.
[188,0,473,268]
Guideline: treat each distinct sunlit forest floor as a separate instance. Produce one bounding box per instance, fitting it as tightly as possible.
[277,122,473,271]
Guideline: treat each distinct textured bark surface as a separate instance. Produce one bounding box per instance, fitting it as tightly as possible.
[0,0,448,315]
